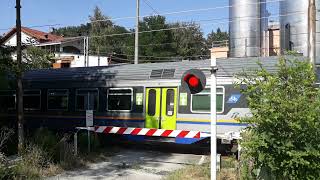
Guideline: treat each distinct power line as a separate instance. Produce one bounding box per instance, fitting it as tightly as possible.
[0,0,295,35]
[90,0,284,22]
[59,31,319,53]
[62,11,306,40]
[142,0,160,15]
[0,24,62,31]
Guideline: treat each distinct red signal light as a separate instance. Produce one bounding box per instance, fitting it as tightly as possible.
[188,76,199,87]
[181,69,206,94]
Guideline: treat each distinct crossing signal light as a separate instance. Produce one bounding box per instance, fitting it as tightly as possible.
[181,69,206,94]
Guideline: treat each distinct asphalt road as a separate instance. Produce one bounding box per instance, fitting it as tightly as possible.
[48,148,208,180]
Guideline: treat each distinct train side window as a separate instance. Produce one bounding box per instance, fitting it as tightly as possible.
[76,89,98,111]
[47,89,69,110]
[148,89,156,116]
[107,88,132,111]
[0,91,16,111]
[24,90,41,110]
[166,89,175,116]
[191,87,224,113]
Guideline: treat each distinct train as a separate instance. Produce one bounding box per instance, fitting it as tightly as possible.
[0,56,286,146]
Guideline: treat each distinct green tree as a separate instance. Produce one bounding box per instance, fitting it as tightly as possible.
[237,57,320,179]
[89,6,113,55]
[138,15,175,62]
[206,28,229,47]
[23,47,52,70]
[0,46,52,89]
[51,24,91,37]
[0,46,16,89]
[171,22,208,60]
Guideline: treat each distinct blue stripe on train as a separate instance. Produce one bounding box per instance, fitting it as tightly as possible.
[176,121,248,126]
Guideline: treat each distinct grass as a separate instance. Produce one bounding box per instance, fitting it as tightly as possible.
[166,156,239,180]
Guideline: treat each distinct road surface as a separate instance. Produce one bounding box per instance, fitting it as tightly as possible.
[48,148,208,180]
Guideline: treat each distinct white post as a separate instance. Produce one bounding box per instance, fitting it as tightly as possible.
[83,37,86,67]
[211,56,217,180]
[86,36,89,67]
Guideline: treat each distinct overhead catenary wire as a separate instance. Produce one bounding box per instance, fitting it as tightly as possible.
[0,0,282,31]
[58,31,318,53]
[142,0,160,15]
[90,0,284,23]
[0,23,62,31]
[56,11,306,41]
[0,0,305,41]
[3,1,314,64]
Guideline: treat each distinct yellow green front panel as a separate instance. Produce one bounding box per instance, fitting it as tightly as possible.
[145,87,177,130]
[145,88,161,129]
[160,88,177,130]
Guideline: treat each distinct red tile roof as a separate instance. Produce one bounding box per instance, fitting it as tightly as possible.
[0,26,64,45]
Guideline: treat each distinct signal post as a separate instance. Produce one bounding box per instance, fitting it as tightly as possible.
[210,56,218,180]
[181,57,218,180]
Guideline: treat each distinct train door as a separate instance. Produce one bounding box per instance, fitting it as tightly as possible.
[145,88,177,130]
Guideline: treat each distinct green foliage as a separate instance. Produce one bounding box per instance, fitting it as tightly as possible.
[166,162,210,180]
[32,128,59,161]
[78,131,101,153]
[139,15,176,61]
[52,23,91,37]
[0,46,15,90]
[206,28,229,47]
[237,57,320,179]
[52,6,214,62]
[171,22,209,59]
[0,45,52,73]
[23,46,53,70]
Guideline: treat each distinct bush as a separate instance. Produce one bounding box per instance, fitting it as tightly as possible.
[78,131,101,153]
[167,163,210,180]
[237,57,320,179]
[0,152,16,180]
[32,128,59,161]
[14,144,51,179]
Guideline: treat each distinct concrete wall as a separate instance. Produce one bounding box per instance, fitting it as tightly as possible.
[55,53,109,67]
[211,47,229,59]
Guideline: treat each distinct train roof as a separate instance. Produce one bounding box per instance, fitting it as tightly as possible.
[23,56,310,82]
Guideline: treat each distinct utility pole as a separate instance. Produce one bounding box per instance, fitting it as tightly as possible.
[134,0,140,64]
[308,0,316,67]
[16,0,24,154]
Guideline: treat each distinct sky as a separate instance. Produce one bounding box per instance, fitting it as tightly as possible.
[0,0,279,37]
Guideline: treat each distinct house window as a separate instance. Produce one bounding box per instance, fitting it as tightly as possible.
[48,89,68,110]
[191,88,224,113]
[107,88,132,111]
[24,90,41,110]
[76,89,98,111]
[0,91,15,111]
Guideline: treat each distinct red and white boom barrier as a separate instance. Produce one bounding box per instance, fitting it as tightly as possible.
[77,126,211,139]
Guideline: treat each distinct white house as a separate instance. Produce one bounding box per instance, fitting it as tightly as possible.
[0,27,109,68]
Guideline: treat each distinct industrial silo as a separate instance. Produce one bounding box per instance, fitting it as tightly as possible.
[229,0,267,57]
[280,0,320,60]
